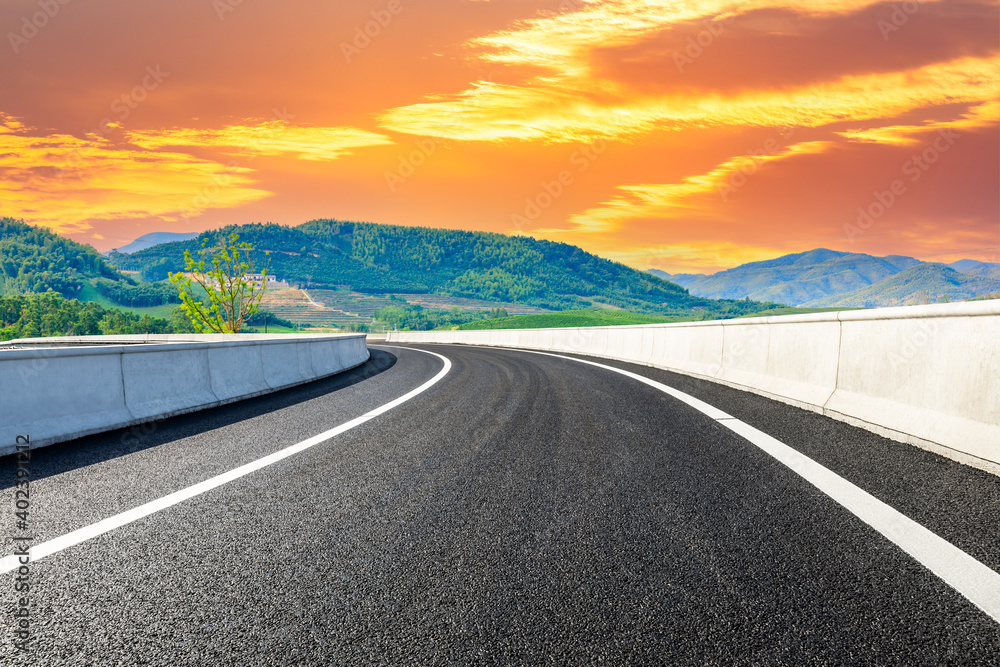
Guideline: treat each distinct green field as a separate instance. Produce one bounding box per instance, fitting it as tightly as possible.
[77,280,179,318]
[450,309,694,330]
[449,305,873,331]
[394,293,550,315]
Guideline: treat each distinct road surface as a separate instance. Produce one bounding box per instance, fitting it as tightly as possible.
[2,344,999,665]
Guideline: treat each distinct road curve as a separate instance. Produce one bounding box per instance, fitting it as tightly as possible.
[2,343,999,665]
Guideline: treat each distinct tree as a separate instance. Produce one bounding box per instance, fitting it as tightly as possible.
[169,233,269,333]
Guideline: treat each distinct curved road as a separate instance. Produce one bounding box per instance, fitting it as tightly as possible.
[2,344,999,665]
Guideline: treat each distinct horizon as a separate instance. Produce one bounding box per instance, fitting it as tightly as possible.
[102,220,998,278]
[2,0,998,273]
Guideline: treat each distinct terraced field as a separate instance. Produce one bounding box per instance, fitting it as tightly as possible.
[306,290,395,319]
[259,289,368,327]
[259,288,552,329]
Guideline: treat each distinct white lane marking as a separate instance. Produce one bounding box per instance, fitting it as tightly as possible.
[485,346,1000,624]
[0,347,451,574]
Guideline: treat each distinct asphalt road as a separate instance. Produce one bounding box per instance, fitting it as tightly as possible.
[2,343,999,665]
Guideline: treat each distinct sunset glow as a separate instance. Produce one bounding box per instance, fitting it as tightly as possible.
[1,0,996,272]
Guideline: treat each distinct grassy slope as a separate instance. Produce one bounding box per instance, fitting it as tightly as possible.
[77,280,178,318]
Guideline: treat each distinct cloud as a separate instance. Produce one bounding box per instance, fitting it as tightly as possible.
[542,139,833,235]
[378,0,997,146]
[0,114,269,235]
[379,56,998,143]
[470,0,900,72]
[126,122,394,161]
[591,2,999,95]
[837,99,1000,145]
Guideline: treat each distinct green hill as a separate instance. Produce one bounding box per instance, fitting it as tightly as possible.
[650,248,920,305]
[0,217,179,308]
[0,217,120,296]
[108,220,778,318]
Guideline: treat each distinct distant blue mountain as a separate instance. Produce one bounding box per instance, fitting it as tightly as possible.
[948,259,1000,279]
[804,264,1000,308]
[649,249,999,307]
[111,231,199,255]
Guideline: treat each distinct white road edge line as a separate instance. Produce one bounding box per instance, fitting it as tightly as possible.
[484,345,1000,624]
[0,346,451,575]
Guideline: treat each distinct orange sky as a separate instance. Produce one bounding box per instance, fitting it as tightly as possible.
[1,0,997,273]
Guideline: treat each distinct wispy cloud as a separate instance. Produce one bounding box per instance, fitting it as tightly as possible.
[0,115,268,235]
[838,99,1000,146]
[542,140,832,235]
[126,121,393,160]
[380,57,998,143]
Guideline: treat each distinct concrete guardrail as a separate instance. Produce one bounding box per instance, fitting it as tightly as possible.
[0,334,369,456]
[386,301,1000,474]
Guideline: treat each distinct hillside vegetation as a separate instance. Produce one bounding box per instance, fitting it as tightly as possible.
[0,292,193,340]
[109,220,778,318]
[0,217,179,308]
[1,217,118,295]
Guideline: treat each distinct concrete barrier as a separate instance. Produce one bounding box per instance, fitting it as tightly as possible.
[0,334,369,455]
[386,301,1000,473]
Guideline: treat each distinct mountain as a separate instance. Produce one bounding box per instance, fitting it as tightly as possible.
[650,248,998,306]
[107,219,777,317]
[651,249,912,304]
[112,231,199,255]
[948,259,1000,279]
[804,264,1000,308]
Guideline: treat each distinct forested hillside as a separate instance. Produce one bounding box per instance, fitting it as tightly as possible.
[0,293,192,340]
[110,220,776,317]
[0,217,118,295]
[0,218,179,307]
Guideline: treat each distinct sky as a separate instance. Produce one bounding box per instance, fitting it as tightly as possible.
[0,0,997,274]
